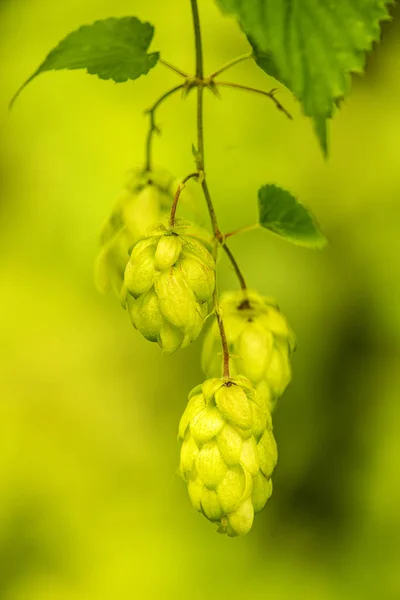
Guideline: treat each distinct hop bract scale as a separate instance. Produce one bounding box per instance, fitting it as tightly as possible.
[95,169,198,296]
[121,225,216,354]
[202,290,295,412]
[179,376,277,536]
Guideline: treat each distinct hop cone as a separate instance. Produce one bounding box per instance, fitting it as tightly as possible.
[179,376,277,536]
[122,226,215,353]
[202,290,295,412]
[95,169,203,295]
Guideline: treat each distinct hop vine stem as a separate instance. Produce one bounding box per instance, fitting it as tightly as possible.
[213,289,230,379]
[189,0,247,287]
[190,0,249,376]
[143,1,252,376]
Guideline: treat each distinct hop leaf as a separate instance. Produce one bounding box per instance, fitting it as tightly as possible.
[216,0,392,154]
[11,17,159,108]
[178,376,277,536]
[258,185,328,249]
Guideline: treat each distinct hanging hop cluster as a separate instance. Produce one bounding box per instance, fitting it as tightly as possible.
[121,225,216,354]
[96,175,294,536]
[95,169,195,296]
[202,290,295,413]
[179,376,277,537]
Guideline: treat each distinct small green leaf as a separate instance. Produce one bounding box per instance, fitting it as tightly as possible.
[216,0,392,154]
[258,184,327,249]
[10,16,159,108]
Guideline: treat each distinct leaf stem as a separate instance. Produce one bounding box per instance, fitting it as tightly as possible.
[159,58,188,78]
[215,81,293,120]
[224,223,260,239]
[169,172,200,227]
[208,52,253,79]
[144,83,185,171]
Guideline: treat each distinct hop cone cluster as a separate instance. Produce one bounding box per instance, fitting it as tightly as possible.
[121,226,216,353]
[179,376,277,536]
[95,169,195,295]
[202,290,295,412]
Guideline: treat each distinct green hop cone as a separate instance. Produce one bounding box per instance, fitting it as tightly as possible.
[122,225,216,353]
[202,290,296,412]
[95,169,207,295]
[178,376,277,537]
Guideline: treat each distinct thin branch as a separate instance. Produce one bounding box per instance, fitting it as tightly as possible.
[224,223,260,239]
[144,84,185,171]
[190,0,255,378]
[190,0,233,378]
[208,52,253,79]
[221,243,247,291]
[213,289,230,378]
[159,58,189,78]
[190,0,222,238]
[215,81,293,120]
[190,0,204,79]
[197,86,205,171]
[169,172,200,227]
[200,179,222,240]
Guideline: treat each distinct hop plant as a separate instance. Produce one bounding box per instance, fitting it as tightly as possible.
[121,225,216,353]
[178,376,277,536]
[16,0,349,538]
[95,169,197,295]
[202,290,296,412]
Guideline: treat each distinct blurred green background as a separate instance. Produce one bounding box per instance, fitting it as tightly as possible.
[1,1,400,598]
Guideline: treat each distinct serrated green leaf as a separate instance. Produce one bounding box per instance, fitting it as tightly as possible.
[216,0,392,154]
[258,184,327,249]
[10,17,159,108]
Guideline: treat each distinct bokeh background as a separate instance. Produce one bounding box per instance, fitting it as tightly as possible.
[1,0,400,598]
